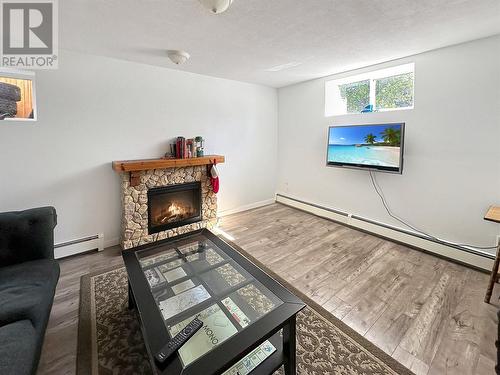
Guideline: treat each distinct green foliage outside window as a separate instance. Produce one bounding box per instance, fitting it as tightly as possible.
[335,71,413,114]
[338,79,370,113]
[375,72,414,110]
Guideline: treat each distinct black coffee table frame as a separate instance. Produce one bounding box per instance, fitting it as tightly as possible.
[123,228,305,375]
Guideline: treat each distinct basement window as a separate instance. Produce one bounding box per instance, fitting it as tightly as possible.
[325,63,414,116]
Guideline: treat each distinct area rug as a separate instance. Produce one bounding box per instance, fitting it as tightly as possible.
[77,245,414,375]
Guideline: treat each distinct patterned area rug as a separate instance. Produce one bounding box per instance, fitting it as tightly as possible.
[77,256,414,375]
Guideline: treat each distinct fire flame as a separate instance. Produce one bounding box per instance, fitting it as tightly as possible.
[155,200,196,225]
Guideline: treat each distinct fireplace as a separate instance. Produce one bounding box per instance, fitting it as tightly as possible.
[114,158,222,249]
[147,182,202,234]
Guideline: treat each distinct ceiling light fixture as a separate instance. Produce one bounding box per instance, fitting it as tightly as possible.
[198,0,234,14]
[167,50,190,65]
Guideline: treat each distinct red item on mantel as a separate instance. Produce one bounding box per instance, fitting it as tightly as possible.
[209,159,219,194]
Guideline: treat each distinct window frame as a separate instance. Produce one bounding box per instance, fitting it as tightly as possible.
[325,63,414,117]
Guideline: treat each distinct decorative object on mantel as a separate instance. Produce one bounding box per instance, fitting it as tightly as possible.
[164,151,175,159]
[175,136,185,158]
[163,142,177,159]
[484,205,500,303]
[195,136,204,157]
[209,158,220,194]
[170,136,204,159]
[186,138,194,158]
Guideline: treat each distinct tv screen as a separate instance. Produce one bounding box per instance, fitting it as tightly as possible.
[327,123,405,173]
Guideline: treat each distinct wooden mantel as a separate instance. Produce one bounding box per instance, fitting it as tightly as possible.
[112,155,225,173]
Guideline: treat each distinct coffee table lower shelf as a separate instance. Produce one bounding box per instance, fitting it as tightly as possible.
[152,331,285,375]
[247,332,284,375]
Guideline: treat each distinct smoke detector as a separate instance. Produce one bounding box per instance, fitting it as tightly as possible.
[167,50,190,65]
[198,0,234,14]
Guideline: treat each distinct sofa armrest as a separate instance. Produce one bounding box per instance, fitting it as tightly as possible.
[0,207,57,266]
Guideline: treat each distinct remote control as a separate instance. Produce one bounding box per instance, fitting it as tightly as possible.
[155,317,203,364]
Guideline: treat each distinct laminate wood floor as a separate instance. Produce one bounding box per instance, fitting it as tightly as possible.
[38,203,499,375]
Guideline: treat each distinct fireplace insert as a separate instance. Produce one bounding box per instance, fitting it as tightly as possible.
[147,182,202,234]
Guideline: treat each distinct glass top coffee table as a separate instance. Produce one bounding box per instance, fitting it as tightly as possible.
[122,229,305,375]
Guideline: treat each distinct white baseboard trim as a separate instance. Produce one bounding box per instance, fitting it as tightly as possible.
[54,233,104,259]
[218,198,276,217]
[276,193,494,272]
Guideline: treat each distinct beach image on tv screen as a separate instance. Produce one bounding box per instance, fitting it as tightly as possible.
[327,124,402,169]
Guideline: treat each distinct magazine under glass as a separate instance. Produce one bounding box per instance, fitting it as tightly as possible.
[135,234,284,368]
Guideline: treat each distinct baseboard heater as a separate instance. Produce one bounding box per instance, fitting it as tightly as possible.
[54,234,104,259]
[276,193,495,272]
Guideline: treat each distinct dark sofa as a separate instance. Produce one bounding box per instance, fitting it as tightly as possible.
[0,207,60,375]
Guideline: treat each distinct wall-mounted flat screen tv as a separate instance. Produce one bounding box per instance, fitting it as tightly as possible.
[327,123,405,173]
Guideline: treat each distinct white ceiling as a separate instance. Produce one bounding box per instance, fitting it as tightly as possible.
[61,0,500,88]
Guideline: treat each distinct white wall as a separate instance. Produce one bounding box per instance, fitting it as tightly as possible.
[1,36,498,256]
[277,35,500,252]
[0,50,278,247]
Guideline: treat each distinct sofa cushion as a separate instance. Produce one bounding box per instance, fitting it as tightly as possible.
[0,259,59,332]
[0,207,57,267]
[0,319,37,375]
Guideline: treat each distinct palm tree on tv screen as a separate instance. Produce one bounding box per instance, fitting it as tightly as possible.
[364,133,376,144]
[380,127,401,146]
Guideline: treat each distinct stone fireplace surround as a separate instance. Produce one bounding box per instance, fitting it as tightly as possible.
[119,165,217,250]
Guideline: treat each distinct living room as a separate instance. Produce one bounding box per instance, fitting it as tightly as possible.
[0,1,499,375]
